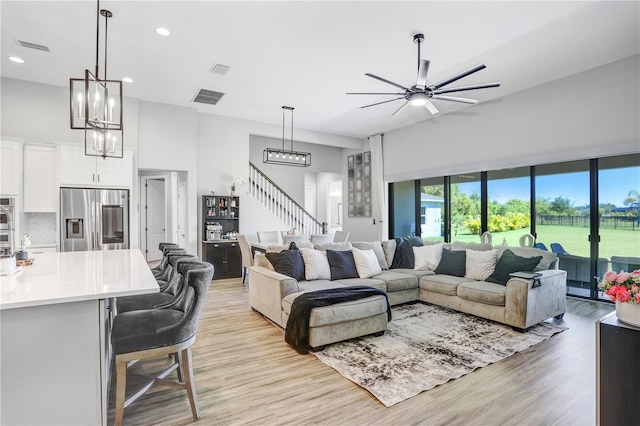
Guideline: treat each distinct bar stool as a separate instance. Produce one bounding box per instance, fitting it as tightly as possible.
[111,260,214,426]
[154,248,187,282]
[117,254,198,314]
[151,243,180,274]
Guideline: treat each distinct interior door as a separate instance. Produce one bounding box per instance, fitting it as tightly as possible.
[145,178,166,262]
[177,179,187,248]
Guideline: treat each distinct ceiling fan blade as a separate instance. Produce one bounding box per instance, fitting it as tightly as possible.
[416,59,430,88]
[432,82,501,94]
[432,95,478,104]
[365,73,409,91]
[346,92,406,95]
[360,97,405,109]
[429,64,486,90]
[391,100,411,116]
[424,100,439,115]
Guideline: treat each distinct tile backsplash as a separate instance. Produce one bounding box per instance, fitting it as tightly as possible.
[24,213,57,245]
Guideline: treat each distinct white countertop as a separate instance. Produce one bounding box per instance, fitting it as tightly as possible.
[0,249,159,310]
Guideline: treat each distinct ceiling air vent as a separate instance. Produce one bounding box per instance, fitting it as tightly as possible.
[16,39,50,52]
[192,89,225,106]
[210,63,231,75]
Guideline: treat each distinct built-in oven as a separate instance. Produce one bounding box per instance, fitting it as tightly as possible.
[0,197,15,230]
[0,198,16,250]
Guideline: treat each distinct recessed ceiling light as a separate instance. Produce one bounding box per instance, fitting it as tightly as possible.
[156,27,170,36]
[9,56,24,63]
[122,77,133,83]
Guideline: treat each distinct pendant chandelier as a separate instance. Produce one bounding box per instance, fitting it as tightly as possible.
[263,106,311,167]
[69,0,123,159]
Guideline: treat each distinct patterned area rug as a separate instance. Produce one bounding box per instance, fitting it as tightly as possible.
[313,302,567,407]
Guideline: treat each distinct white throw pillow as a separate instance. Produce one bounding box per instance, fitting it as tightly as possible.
[413,243,443,271]
[351,241,389,270]
[352,248,382,279]
[465,249,498,281]
[299,248,331,280]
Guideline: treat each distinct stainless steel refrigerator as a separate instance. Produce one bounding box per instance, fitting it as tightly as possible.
[60,187,129,252]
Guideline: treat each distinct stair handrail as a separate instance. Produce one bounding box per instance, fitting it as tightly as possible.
[249,161,323,232]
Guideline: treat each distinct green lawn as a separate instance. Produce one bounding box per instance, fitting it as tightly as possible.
[449,225,639,259]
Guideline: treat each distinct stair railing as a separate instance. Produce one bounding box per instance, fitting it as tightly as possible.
[248,162,323,235]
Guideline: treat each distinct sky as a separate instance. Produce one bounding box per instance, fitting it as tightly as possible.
[461,167,640,207]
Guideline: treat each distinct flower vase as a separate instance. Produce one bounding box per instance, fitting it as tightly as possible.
[615,301,640,327]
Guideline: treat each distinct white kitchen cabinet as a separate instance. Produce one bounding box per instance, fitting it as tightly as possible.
[0,139,24,195]
[24,145,58,212]
[58,144,132,188]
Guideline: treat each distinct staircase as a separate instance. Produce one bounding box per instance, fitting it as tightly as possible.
[248,162,324,235]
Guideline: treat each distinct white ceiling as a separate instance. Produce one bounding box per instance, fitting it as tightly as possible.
[1,1,639,141]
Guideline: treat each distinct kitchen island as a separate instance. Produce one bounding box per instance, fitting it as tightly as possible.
[0,249,158,425]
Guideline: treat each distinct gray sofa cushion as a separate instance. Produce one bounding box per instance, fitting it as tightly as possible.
[390,268,435,278]
[335,277,387,292]
[372,271,418,292]
[381,239,397,269]
[419,274,474,296]
[314,242,353,252]
[457,281,506,306]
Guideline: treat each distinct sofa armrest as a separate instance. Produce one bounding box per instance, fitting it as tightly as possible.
[504,269,567,329]
[248,266,300,328]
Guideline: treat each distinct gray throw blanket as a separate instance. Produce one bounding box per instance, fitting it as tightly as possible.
[285,286,391,354]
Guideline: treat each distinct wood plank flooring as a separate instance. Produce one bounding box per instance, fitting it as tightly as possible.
[110,278,614,426]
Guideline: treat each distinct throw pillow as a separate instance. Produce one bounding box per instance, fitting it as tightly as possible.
[486,249,543,285]
[326,249,359,280]
[351,241,389,269]
[299,248,331,280]
[390,236,424,269]
[265,249,305,281]
[381,239,397,268]
[413,243,443,271]
[434,248,466,277]
[465,249,498,281]
[351,248,382,279]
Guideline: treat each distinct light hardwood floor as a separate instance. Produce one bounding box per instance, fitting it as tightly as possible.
[110,278,614,426]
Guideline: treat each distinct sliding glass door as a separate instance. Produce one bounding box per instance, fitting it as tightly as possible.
[535,160,591,297]
[420,177,445,242]
[487,167,531,246]
[597,154,640,300]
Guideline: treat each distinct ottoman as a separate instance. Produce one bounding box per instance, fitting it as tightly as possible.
[281,290,389,351]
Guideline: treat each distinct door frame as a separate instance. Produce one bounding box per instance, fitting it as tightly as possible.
[140,175,168,262]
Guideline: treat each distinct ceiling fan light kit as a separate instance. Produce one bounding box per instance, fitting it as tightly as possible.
[347,33,501,116]
[263,106,311,167]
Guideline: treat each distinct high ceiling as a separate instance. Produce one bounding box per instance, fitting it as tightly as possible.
[1,1,639,140]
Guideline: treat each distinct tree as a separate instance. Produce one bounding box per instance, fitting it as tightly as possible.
[624,189,639,207]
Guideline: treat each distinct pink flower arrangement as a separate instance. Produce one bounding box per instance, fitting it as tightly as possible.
[598,270,640,304]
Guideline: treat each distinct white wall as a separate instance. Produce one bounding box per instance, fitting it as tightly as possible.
[197,113,361,249]
[383,55,640,182]
[137,101,199,254]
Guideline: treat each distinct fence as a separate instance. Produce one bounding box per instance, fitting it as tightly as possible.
[536,215,639,230]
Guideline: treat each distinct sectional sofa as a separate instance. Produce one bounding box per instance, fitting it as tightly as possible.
[248,239,567,351]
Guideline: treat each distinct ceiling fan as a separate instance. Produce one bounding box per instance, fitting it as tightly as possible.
[347,33,501,116]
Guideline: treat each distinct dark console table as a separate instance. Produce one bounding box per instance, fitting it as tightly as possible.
[596,311,639,426]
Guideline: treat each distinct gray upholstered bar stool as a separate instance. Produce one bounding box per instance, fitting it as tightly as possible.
[111,260,214,426]
[151,243,180,274]
[154,248,187,282]
[117,254,198,314]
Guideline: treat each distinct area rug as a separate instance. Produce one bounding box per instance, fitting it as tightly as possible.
[312,303,567,407]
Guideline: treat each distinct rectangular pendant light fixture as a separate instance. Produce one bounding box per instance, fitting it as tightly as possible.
[263,106,311,167]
